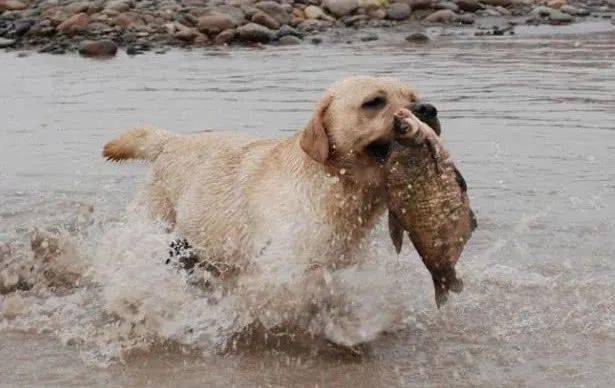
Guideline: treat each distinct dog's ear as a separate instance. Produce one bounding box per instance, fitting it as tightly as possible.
[300,95,332,164]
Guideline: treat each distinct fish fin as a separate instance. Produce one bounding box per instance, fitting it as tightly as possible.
[434,281,448,309]
[433,269,464,308]
[425,137,443,174]
[388,211,405,254]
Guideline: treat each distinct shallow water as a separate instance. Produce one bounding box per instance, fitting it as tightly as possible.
[1,23,615,386]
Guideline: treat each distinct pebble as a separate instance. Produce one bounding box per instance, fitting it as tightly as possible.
[214,28,236,45]
[408,0,434,10]
[278,35,301,45]
[436,1,460,12]
[547,0,567,9]
[0,0,26,11]
[0,37,16,48]
[405,31,430,41]
[424,9,459,23]
[360,32,379,41]
[458,13,475,23]
[323,0,359,17]
[197,13,236,34]
[78,39,118,57]
[367,7,387,19]
[0,0,604,55]
[386,3,411,20]
[255,1,291,25]
[57,12,90,36]
[65,1,90,14]
[14,19,33,36]
[560,5,579,14]
[277,24,302,38]
[454,0,482,12]
[252,10,280,29]
[104,0,131,13]
[479,0,511,6]
[304,5,327,19]
[549,9,574,22]
[237,22,274,43]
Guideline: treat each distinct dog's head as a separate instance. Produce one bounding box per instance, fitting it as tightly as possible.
[300,76,439,187]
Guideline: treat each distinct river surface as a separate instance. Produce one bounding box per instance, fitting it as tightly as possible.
[1,23,614,387]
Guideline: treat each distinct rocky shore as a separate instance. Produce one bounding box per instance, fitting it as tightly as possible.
[1,0,614,56]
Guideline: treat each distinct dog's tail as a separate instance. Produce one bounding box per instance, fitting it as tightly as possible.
[103,127,174,162]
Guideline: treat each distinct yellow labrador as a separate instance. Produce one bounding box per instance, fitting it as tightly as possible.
[103,76,434,274]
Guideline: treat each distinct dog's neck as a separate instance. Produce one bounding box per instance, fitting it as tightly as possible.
[279,136,387,265]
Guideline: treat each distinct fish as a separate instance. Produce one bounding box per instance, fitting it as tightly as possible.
[386,108,477,308]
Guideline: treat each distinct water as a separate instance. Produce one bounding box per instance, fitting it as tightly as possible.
[1,23,614,386]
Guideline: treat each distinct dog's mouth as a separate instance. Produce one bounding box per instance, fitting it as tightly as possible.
[365,138,392,163]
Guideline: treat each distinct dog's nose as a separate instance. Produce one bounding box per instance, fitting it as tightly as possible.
[409,102,441,136]
[410,102,438,121]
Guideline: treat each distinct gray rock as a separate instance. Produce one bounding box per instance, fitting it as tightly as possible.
[278,35,301,45]
[323,0,359,17]
[0,38,16,48]
[405,32,430,41]
[424,9,458,23]
[78,40,118,57]
[237,22,274,43]
[386,3,411,20]
[255,1,291,25]
[454,0,481,12]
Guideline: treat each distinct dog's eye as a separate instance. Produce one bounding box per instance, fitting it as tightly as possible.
[362,96,386,110]
[365,139,391,163]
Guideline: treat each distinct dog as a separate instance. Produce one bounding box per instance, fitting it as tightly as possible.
[103,76,438,277]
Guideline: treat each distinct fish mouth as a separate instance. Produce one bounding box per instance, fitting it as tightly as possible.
[365,138,392,163]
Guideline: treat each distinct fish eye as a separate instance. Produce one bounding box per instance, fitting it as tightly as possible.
[362,95,387,110]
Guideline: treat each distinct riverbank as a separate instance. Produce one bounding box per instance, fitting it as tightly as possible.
[0,0,614,56]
